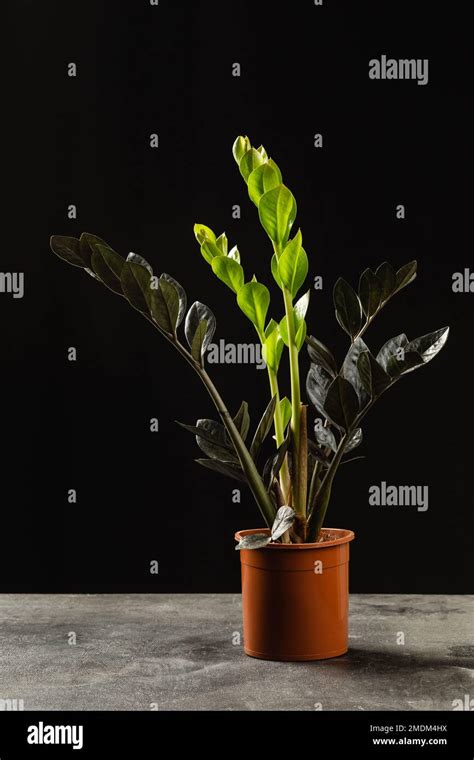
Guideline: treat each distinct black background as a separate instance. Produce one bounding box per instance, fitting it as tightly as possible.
[2,0,471,592]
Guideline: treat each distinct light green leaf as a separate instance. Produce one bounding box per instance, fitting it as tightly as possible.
[248,163,281,206]
[294,290,310,321]
[200,239,224,265]
[271,253,283,287]
[279,397,292,431]
[239,148,266,182]
[258,184,297,245]
[211,256,244,293]
[262,324,284,371]
[232,135,251,165]
[228,245,241,263]
[278,231,308,297]
[237,281,270,334]
[215,233,228,255]
[194,224,216,246]
[295,318,307,351]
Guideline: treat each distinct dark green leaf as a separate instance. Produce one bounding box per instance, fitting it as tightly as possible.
[357,350,392,397]
[235,533,271,550]
[160,273,187,326]
[306,364,333,419]
[333,278,362,340]
[250,396,277,460]
[50,236,83,268]
[341,337,370,407]
[233,401,250,442]
[195,419,237,461]
[264,431,291,489]
[345,428,363,453]
[306,335,338,377]
[91,244,125,295]
[323,376,359,430]
[313,422,337,453]
[197,458,246,483]
[394,260,417,294]
[376,262,397,303]
[271,506,295,540]
[121,261,151,313]
[405,327,449,368]
[376,334,408,371]
[386,350,422,378]
[185,301,216,359]
[80,233,111,269]
[126,252,153,276]
[359,268,382,318]
[150,277,180,334]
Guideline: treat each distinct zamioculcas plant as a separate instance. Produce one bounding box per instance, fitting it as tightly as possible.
[50,136,449,661]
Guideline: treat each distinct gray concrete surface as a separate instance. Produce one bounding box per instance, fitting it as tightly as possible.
[0,594,472,711]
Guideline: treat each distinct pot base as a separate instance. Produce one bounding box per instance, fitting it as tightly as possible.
[244,646,348,662]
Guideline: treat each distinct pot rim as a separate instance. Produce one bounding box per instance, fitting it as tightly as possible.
[235,527,355,550]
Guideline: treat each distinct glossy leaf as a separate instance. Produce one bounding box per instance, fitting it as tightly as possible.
[195,419,237,461]
[394,260,417,294]
[405,327,449,367]
[126,252,153,276]
[323,376,359,430]
[235,533,270,550]
[376,334,408,371]
[228,245,240,263]
[359,268,381,318]
[278,231,308,297]
[271,254,283,287]
[341,337,370,406]
[248,162,281,206]
[239,148,265,182]
[185,302,216,358]
[295,318,307,351]
[232,135,251,165]
[233,401,250,442]
[258,184,297,245]
[200,239,223,265]
[250,396,277,461]
[176,421,235,458]
[237,282,270,334]
[160,273,187,327]
[345,427,363,453]
[91,244,125,295]
[271,506,296,540]
[333,278,362,340]
[294,290,310,321]
[50,235,84,268]
[306,364,334,418]
[121,261,151,313]
[306,335,337,377]
[376,262,397,303]
[197,458,246,483]
[215,233,228,255]
[386,350,422,378]
[150,277,180,334]
[194,223,216,246]
[80,233,111,269]
[357,350,392,397]
[264,430,291,488]
[211,256,244,293]
[262,324,284,371]
[314,422,337,453]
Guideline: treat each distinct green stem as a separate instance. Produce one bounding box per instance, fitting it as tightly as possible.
[282,285,303,513]
[267,366,291,502]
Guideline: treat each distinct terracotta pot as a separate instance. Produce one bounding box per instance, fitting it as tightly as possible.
[235,527,355,661]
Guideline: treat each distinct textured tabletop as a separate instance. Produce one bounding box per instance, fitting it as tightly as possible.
[0,594,472,711]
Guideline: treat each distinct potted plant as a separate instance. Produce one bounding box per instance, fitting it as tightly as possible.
[50,136,449,661]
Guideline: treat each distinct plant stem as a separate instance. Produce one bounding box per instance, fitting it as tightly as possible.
[267,366,291,502]
[282,285,304,514]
